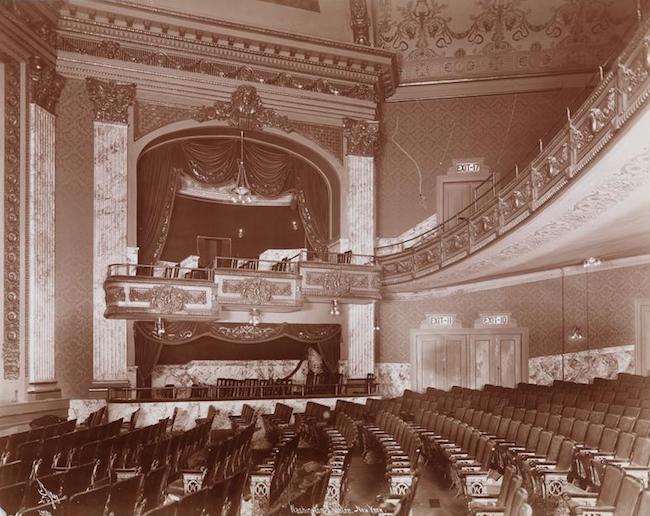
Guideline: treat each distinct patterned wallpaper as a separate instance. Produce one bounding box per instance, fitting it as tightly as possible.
[378,263,650,363]
[372,0,636,83]
[376,87,586,237]
[54,79,94,398]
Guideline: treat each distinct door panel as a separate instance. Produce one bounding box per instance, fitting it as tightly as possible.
[471,336,492,389]
[495,335,521,387]
[443,336,466,390]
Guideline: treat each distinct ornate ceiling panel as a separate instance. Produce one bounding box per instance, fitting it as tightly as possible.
[373,0,639,84]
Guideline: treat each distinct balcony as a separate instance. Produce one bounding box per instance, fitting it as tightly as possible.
[104,252,380,321]
[375,20,650,287]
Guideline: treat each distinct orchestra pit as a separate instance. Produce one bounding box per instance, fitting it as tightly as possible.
[2,0,650,514]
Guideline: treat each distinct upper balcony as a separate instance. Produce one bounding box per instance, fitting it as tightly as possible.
[104,251,380,321]
[376,19,650,290]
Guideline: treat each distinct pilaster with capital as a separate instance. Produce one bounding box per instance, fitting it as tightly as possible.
[86,77,135,386]
[26,57,65,398]
[343,118,379,378]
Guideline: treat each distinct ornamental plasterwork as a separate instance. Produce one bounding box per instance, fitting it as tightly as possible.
[105,287,126,304]
[193,85,292,132]
[150,286,190,314]
[27,57,65,114]
[85,78,136,124]
[350,0,371,46]
[222,278,292,305]
[214,325,281,341]
[373,0,635,83]
[3,61,20,379]
[306,271,373,296]
[343,118,380,157]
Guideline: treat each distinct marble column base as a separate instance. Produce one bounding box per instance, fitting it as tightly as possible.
[27,382,61,400]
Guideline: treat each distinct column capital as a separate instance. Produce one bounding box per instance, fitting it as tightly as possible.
[86,77,136,124]
[343,118,379,157]
[28,56,66,115]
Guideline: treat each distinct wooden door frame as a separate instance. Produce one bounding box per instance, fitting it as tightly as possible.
[634,298,650,375]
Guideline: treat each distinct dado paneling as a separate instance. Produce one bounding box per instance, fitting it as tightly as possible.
[377,88,586,237]
[55,79,94,398]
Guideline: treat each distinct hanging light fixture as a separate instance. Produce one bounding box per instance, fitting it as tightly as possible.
[154,317,166,338]
[231,130,253,204]
[329,299,341,316]
[567,325,585,343]
[248,308,261,326]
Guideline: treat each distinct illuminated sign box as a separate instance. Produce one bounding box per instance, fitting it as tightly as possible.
[421,313,461,328]
[474,312,516,328]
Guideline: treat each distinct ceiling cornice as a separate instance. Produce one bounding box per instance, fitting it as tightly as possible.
[0,1,57,63]
[56,0,398,101]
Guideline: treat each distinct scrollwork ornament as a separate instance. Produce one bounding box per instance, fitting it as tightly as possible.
[343,118,380,157]
[27,57,66,114]
[85,77,136,123]
[149,286,188,314]
[349,0,371,46]
[239,278,273,305]
[321,272,352,297]
[193,85,293,132]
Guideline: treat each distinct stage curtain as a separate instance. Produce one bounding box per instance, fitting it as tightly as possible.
[137,145,183,264]
[243,143,294,197]
[134,324,164,387]
[295,162,330,253]
[181,139,239,185]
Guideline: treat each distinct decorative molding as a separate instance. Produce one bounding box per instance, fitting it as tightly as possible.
[373,0,636,84]
[349,0,371,46]
[222,277,292,305]
[193,85,292,132]
[213,325,280,341]
[378,19,650,286]
[85,77,136,124]
[27,56,65,114]
[343,118,379,156]
[3,60,21,380]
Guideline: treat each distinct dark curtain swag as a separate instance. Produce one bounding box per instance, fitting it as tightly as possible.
[137,139,330,264]
[134,321,341,387]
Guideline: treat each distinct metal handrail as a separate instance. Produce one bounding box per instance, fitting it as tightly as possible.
[375,16,650,277]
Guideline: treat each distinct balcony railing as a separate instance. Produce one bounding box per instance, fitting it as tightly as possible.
[376,19,650,285]
[104,252,381,320]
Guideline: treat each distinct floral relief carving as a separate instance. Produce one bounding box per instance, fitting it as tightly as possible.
[85,78,136,123]
[193,85,292,132]
[214,325,280,341]
[222,278,291,305]
[343,118,380,157]
[105,286,126,304]
[3,61,21,380]
[350,0,371,45]
[149,286,189,314]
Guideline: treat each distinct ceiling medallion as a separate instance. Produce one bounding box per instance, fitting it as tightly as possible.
[193,85,293,132]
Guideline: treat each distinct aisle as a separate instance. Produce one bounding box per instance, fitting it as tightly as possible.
[344,452,465,515]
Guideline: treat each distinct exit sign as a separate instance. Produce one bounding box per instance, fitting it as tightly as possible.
[456,161,481,173]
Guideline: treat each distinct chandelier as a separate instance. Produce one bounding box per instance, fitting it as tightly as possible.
[231,130,253,204]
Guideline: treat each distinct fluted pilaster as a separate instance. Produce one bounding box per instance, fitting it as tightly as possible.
[26,57,64,398]
[343,118,378,377]
[27,104,58,394]
[87,78,134,386]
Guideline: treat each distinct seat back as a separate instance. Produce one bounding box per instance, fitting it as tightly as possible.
[630,436,650,466]
[597,464,625,506]
[506,487,528,516]
[615,432,636,459]
[67,484,110,516]
[613,474,643,516]
[546,435,565,462]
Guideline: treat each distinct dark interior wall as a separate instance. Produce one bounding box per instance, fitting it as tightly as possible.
[161,195,306,262]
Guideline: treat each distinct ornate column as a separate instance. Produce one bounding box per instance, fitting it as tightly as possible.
[343,118,379,378]
[86,78,135,387]
[26,57,65,398]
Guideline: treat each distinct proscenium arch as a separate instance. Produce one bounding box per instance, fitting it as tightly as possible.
[127,119,345,247]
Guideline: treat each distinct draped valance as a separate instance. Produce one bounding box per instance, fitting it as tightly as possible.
[134,321,341,386]
[137,138,331,264]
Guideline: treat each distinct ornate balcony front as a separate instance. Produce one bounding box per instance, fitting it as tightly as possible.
[104,265,219,321]
[104,253,381,321]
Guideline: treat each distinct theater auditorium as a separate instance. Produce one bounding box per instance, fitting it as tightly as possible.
[1,0,650,514]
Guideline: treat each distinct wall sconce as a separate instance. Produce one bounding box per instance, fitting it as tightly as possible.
[373,319,381,331]
[248,308,261,326]
[329,299,341,316]
[291,220,299,231]
[237,228,244,239]
[567,325,585,343]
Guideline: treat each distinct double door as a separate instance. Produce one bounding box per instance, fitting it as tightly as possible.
[410,329,527,392]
